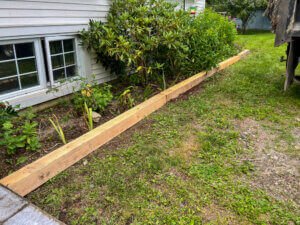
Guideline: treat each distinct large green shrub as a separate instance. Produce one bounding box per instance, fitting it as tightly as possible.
[81,0,237,87]
[183,9,237,76]
[81,0,191,87]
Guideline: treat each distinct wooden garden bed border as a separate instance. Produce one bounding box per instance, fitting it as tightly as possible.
[0,50,250,197]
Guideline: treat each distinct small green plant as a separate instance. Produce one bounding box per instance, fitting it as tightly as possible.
[143,85,154,100]
[73,83,113,113]
[84,102,93,131]
[0,102,18,126]
[49,115,67,145]
[0,121,26,155]
[0,111,41,155]
[21,121,41,151]
[118,87,135,110]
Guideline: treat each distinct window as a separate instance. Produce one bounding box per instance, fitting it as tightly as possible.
[0,36,81,99]
[46,38,78,83]
[0,42,40,95]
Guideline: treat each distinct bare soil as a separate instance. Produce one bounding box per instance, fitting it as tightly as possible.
[236,118,300,205]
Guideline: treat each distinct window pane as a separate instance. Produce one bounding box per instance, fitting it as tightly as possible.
[51,55,64,69]
[66,65,76,77]
[65,53,75,66]
[18,58,36,74]
[20,73,39,89]
[0,61,17,78]
[53,68,65,81]
[0,77,19,94]
[63,39,74,52]
[15,43,34,58]
[0,45,14,61]
[50,41,62,55]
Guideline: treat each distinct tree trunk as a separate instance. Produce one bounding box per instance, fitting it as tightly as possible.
[242,20,247,34]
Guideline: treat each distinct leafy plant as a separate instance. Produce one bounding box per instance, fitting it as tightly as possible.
[183,9,237,76]
[118,87,135,110]
[22,121,41,151]
[84,102,93,131]
[49,115,67,145]
[73,83,113,113]
[81,0,237,88]
[0,111,41,155]
[0,121,26,155]
[81,0,192,86]
[143,85,154,100]
[0,102,18,126]
[16,156,28,166]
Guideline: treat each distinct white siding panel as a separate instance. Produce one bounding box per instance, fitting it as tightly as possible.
[12,0,110,4]
[0,0,113,108]
[90,52,110,80]
[0,1,110,10]
[0,25,87,40]
[0,18,106,26]
[0,0,111,39]
[0,9,108,18]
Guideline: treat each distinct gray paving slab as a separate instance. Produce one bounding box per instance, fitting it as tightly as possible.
[0,185,64,225]
[4,205,61,225]
[0,186,27,223]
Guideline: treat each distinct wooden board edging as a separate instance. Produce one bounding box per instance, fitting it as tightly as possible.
[0,50,250,196]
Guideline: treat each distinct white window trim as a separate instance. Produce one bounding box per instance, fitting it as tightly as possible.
[44,36,81,87]
[0,38,47,101]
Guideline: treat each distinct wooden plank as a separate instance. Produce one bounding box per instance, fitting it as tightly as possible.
[218,50,250,70]
[0,93,166,196]
[0,50,250,196]
[162,71,207,101]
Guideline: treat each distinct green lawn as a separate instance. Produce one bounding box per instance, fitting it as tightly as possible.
[29,33,300,225]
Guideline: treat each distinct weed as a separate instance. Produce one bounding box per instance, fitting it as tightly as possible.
[73,80,113,113]
[118,87,135,110]
[0,109,40,155]
[49,115,67,145]
[84,102,93,131]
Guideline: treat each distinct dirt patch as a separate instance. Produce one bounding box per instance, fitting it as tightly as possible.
[292,128,300,151]
[202,203,251,225]
[236,118,300,205]
[169,134,199,161]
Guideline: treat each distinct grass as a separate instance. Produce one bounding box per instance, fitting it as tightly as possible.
[28,33,300,225]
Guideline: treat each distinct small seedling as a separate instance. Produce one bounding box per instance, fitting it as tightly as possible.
[49,115,67,145]
[118,87,135,110]
[84,102,93,131]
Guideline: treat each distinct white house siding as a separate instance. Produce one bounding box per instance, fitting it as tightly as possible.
[170,0,205,13]
[0,0,112,108]
[0,0,110,39]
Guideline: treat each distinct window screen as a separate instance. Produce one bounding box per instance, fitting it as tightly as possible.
[49,39,77,81]
[0,42,39,95]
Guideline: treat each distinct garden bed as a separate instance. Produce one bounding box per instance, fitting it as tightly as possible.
[0,50,250,196]
[0,82,159,179]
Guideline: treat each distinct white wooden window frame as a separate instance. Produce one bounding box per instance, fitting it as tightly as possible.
[0,38,46,101]
[44,36,81,87]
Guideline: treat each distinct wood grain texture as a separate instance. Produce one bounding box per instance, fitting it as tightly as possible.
[0,50,250,196]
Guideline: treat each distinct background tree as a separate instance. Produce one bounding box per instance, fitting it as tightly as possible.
[209,0,268,34]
